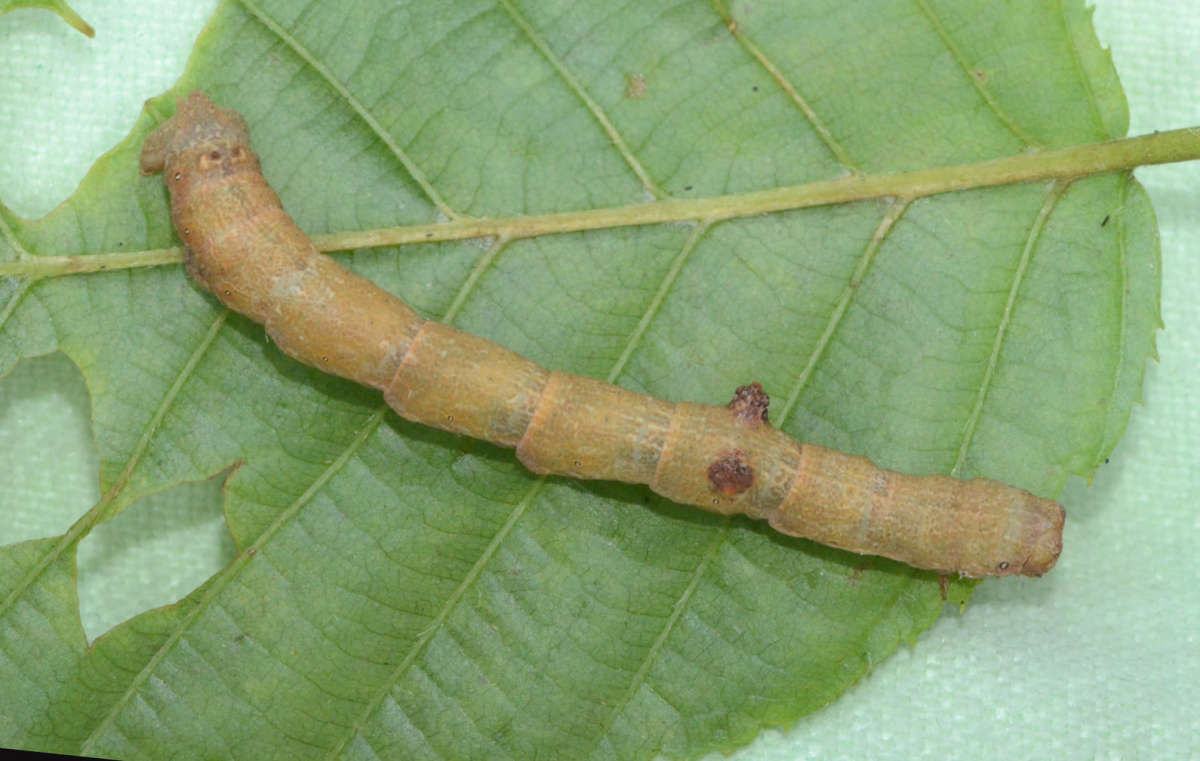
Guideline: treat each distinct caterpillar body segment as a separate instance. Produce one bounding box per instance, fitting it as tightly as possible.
[142,92,1065,578]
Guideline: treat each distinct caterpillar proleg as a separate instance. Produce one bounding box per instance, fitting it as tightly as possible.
[140,93,1065,578]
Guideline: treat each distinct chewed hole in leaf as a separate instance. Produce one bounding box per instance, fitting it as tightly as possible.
[0,353,98,546]
[77,471,235,641]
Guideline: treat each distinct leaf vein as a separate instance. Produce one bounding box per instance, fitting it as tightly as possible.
[1054,0,1111,139]
[952,179,1071,476]
[81,400,388,755]
[0,277,33,346]
[442,236,509,324]
[496,0,667,200]
[709,0,859,172]
[0,205,31,261]
[234,0,463,221]
[586,519,730,758]
[336,478,546,761]
[607,220,709,384]
[778,198,911,424]
[1094,174,1131,465]
[4,128,1200,279]
[911,0,1041,148]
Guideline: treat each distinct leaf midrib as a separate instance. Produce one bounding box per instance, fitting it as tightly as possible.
[7,126,1199,283]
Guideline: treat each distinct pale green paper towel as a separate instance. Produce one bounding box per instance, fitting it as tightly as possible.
[0,1,1196,759]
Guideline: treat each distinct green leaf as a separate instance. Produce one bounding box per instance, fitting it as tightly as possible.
[0,537,87,752]
[0,0,1183,759]
[0,0,94,37]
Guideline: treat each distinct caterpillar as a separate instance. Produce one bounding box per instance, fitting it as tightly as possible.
[140,92,1065,578]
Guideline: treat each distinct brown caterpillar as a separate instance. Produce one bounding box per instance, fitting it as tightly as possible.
[140,93,1064,578]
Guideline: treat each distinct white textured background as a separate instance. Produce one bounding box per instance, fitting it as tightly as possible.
[0,1,1196,759]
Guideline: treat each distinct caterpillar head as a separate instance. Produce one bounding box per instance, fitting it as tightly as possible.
[139,91,254,178]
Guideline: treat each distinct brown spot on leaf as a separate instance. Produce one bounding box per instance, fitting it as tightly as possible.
[625,73,647,100]
[728,382,769,426]
[707,449,754,496]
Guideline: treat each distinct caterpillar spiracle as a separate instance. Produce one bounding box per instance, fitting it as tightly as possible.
[140,93,1065,578]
